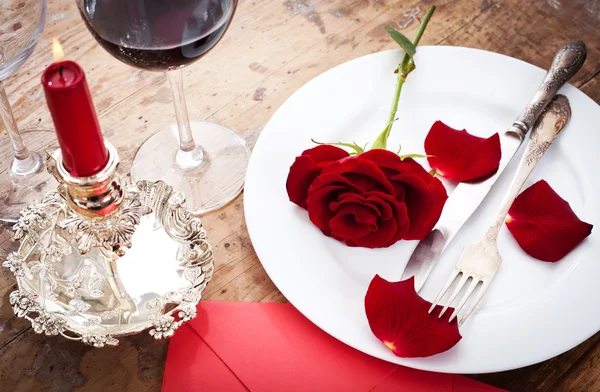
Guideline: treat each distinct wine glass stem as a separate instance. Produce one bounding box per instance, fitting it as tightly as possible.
[167,69,196,152]
[0,81,30,161]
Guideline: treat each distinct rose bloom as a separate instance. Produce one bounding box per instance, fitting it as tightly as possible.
[286,146,447,248]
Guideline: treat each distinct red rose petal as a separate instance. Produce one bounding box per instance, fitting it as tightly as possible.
[365,275,462,358]
[390,161,447,240]
[425,121,501,182]
[342,173,380,192]
[329,199,380,239]
[506,180,593,262]
[349,192,409,248]
[310,172,356,192]
[363,193,394,221]
[333,198,380,226]
[302,144,350,163]
[303,144,350,162]
[286,145,349,208]
[306,183,349,232]
[330,213,374,240]
[351,218,398,248]
[321,156,396,195]
[286,156,321,208]
[305,173,354,231]
[360,150,448,240]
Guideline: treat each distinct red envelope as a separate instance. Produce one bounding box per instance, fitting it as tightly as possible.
[162,302,504,392]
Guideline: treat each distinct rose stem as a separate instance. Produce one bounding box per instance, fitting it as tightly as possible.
[373,6,436,150]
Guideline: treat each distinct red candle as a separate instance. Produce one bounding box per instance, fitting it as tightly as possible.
[41,44,108,177]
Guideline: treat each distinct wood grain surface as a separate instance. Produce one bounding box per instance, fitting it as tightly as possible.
[0,0,599,391]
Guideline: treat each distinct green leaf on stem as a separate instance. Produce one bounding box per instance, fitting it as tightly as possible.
[399,153,427,160]
[403,62,416,77]
[385,26,417,60]
[371,125,390,150]
[311,139,364,155]
[371,121,395,150]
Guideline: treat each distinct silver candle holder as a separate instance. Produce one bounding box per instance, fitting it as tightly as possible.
[3,142,214,346]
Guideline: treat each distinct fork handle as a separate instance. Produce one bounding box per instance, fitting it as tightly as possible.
[486,95,572,240]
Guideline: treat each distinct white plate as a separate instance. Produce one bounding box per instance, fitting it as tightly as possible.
[244,46,600,374]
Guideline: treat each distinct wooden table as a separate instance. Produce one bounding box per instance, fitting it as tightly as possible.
[0,0,598,390]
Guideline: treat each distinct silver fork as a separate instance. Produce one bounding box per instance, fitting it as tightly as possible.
[429,94,572,326]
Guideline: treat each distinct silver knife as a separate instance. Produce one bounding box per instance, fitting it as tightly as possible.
[402,40,587,291]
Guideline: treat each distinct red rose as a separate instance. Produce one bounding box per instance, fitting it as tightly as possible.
[286,145,349,208]
[287,148,447,248]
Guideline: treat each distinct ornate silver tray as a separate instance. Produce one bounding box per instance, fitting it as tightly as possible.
[4,179,214,347]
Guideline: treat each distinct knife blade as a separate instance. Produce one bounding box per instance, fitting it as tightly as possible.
[401,40,587,291]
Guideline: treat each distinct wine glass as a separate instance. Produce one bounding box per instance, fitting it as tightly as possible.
[0,0,55,223]
[77,0,250,215]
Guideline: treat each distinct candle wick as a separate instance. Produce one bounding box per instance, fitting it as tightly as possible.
[59,64,63,77]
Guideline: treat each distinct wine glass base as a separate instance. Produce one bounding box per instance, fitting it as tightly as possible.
[131,121,250,215]
[0,129,58,223]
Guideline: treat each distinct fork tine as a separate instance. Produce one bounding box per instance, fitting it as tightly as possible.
[459,280,490,326]
[428,269,460,313]
[449,278,480,323]
[438,273,469,318]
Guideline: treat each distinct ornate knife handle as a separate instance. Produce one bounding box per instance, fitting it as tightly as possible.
[510,40,586,138]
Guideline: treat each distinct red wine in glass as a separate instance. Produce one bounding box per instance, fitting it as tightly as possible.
[80,0,235,71]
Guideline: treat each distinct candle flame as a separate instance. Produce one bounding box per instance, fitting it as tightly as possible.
[52,39,64,62]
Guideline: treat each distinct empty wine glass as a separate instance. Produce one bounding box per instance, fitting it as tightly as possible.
[0,0,55,223]
[77,0,250,215]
